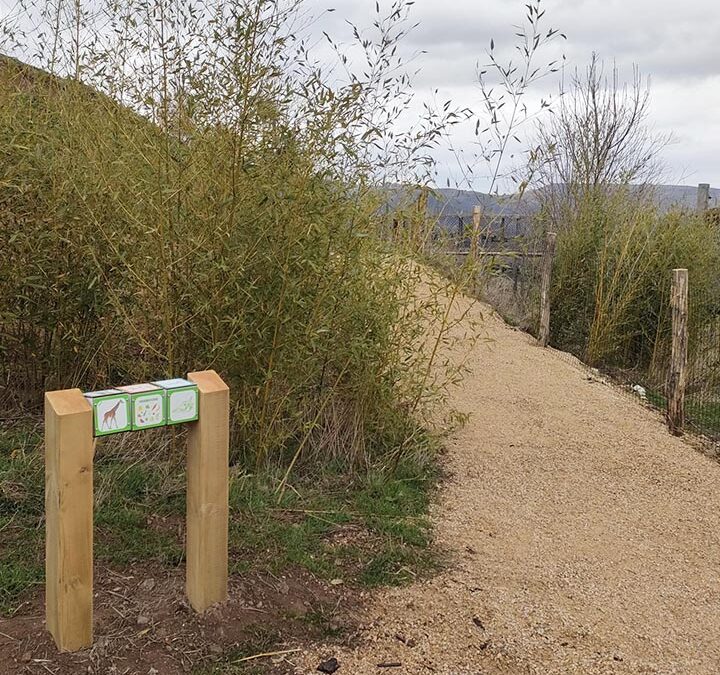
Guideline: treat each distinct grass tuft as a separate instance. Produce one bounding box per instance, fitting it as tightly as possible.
[0,422,442,615]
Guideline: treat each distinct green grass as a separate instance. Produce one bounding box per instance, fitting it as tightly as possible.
[638,386,720,438]
[0,422,441,616]
[686,399,720,437]
[94,459,185,565]
[0,424,44,613]
[227,460,440,587]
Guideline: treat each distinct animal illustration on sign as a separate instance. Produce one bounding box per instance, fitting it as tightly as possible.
[102,400,123,429]
[136,396,163,426]
[170,390,197,422]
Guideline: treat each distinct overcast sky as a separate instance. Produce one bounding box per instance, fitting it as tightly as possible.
[2,0,716,192]
[302,0,720,192]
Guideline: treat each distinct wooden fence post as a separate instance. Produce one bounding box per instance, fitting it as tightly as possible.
[538,231,557,347]
[697,183,710,213]
[45,389,94,652]
[667,269,689,435]
[186,370,229,612]
[470,205,482,258]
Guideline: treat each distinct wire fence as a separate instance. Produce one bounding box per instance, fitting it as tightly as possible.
[462,232,720,450]
[612,278,720,444]
[421,205,720,449]
[419,211,545,336]
[434,212,535,251]
[684,285,720,440]
[476,251,543,335]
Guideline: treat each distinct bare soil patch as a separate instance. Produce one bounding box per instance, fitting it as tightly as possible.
[0,563,356,674]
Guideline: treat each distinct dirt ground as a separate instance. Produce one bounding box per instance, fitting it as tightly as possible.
[0,562,353,674]
[293,295,720,674]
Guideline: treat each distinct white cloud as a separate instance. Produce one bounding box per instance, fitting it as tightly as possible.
[2,0,716,189]
[305,0,720,189]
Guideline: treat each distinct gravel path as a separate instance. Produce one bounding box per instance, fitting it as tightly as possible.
[296,296,720,674]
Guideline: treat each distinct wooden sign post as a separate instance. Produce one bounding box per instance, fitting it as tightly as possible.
[45,389,94,652]
[186,370,229,612]
[44,370,229,652]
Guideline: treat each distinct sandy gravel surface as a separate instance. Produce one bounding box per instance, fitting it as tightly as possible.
[295,295,720,674]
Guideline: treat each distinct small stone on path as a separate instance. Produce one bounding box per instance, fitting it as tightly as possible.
[317,657,340,673]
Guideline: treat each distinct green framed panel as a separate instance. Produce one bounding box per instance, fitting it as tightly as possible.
[84,389,131,437]
[153,378,199,425]
[116,383,166,430]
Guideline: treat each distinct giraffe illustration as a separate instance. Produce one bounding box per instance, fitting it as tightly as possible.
[101,400,123,430]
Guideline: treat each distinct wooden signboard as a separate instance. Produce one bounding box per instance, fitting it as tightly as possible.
[83,380,199,436]
[45,370,228,652]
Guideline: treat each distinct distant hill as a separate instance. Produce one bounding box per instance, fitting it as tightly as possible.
[423,184,720,218]
[388,183,719,241]
[651,185,720,211]
[425,188,538,218]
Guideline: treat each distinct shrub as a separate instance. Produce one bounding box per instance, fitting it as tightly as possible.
[549,188,720,375]
[0,2,471,472]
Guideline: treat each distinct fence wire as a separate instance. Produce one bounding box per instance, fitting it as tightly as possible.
[432,212,720,449]
[553,271,720,449]
[473,243,720,449]
[684,285,720,441]
[477,252,543,335]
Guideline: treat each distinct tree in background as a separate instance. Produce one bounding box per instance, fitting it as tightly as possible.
[534,53,670,227]
[531,54,720,377]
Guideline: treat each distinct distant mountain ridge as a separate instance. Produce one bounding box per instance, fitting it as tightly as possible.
[650,184,720,211]
[424,184,719,217]
[389,183,720,240]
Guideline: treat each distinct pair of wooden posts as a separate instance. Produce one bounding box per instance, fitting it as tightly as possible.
[468,206,557,346]
[45,370,229,652]
[535,250,690,435]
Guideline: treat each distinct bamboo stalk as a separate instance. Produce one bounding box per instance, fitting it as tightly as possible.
[233,648,301,664]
